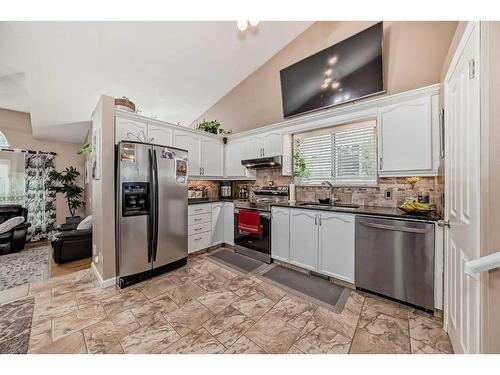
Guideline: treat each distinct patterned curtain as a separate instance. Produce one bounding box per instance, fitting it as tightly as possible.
[24,153,56,241]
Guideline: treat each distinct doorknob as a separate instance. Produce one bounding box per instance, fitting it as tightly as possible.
[437,219,450,228]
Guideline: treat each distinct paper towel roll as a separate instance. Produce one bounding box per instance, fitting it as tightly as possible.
[289,183,296,203]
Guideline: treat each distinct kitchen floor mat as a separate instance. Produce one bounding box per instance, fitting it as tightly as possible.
[207,248,267,275]
[258,264,350,313]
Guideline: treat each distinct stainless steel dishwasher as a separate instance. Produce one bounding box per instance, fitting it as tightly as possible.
[355,216,435,311]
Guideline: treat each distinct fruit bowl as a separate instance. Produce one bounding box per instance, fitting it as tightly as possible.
[399,201,434,213]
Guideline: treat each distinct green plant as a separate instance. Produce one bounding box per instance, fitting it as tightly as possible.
[77,142,92,155]
[195,119,232,135]
[49,166,85,217]
[292,149,309,179]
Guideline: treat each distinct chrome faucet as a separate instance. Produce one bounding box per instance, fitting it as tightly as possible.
[321,181,338,203]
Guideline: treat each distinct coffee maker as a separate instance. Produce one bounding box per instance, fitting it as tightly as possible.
[220,181,232,199]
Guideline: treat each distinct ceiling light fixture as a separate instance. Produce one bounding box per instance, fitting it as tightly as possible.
[324,69,333,76]
[328,56,338,65]
[237,21,260,31]
[331,81,340,89]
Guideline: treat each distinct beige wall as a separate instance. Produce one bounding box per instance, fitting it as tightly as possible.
[480,21,500,354]
[195,21,458,133]
[0,108,84,223]
[90,95,116,281]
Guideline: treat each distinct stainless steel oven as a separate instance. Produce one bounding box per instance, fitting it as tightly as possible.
[234,208,271,263]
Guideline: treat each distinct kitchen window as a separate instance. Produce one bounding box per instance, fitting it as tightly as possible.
[293,119,377,186]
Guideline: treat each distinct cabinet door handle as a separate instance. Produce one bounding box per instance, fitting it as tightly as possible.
[319,215,322,226]
[194,218,202,222]
[379,157,383,170]
[315,214,318,226]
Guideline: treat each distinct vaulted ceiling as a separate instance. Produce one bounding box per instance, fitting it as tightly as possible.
[0,21,313,143]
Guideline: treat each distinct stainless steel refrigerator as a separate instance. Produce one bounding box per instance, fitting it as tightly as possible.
[116,141,188,288]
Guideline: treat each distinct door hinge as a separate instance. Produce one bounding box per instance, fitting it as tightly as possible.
[469,59,475,79]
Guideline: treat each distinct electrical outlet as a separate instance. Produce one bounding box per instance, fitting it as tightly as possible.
[384,189,392,199]
[94,255,99,263]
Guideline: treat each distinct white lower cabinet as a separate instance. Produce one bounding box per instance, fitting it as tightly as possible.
[271,207,290,262]
[289,209,319,271]
[223,202,234,245]
[279,207,355,283]
[188,202,234,254]
[318,212,355,283]
[211,203,224,246]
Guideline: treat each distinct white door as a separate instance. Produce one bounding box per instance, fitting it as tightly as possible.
[211,203,224,246]
[225,138,248,177]
[271,207,290,262]
[115,118,149,144]
[318,212,355,283]
[201,137,224,177]
[148,124,173,146]
[246,135,263,159]
[289,209,318,271]
[262,131,282,157]
[174,131,202,176]
[223,202,234,245]
[444,22,481,354]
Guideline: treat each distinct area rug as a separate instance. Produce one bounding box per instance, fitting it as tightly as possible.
[0,245,51,291]
[0,297,35,354]
[258,264,350,313]
[207,248,268,275]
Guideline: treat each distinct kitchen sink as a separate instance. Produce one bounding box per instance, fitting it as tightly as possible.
[297,202,360,209]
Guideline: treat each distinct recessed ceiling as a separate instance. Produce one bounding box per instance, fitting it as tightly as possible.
[0,21,313,143]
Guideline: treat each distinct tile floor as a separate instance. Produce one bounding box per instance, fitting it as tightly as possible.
[3,248,453,354]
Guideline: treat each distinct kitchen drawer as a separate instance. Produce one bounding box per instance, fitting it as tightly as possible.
[188,213,211,226]
[188,204,211,216]
[188,221,211,236]
[188,231,212,253]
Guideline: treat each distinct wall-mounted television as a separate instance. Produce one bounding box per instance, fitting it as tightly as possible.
[280,22,384,118]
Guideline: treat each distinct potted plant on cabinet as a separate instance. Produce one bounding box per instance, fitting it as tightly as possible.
[49,166,85,224]
[195,119,232,135]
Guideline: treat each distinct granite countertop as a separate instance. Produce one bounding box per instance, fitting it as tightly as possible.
[188,198,235,205]
[271,201,442,222]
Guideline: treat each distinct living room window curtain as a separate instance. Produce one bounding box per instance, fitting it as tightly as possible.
[25,152,56,241]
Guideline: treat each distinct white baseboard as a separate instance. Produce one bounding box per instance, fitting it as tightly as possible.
[91,262,116,288]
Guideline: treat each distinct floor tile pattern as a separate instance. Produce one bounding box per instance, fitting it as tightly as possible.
[0,248,454,354]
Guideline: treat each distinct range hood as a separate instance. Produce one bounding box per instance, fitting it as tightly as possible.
[241,155,282,169]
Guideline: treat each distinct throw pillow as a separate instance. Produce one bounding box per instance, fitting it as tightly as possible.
[76,215,92,231]
[0,216,26,235]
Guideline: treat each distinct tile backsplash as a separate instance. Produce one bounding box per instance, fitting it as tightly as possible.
[234,168,443,215]
[188,168,443,216]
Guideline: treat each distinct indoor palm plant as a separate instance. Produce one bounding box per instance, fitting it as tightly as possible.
[49,166,85,224]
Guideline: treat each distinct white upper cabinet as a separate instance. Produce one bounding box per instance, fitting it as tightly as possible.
[201,137,224,177]
[174,130,202,176]
[262,131,283,157]
[318,212,355,283]
[115,118,149,143]
[225,138,249,178]
[148,124,173,146]
[271,207,290,262]
[246,135,263,159]
[378,95,438,176]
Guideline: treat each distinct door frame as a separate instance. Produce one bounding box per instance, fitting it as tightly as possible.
[443,21,481,352]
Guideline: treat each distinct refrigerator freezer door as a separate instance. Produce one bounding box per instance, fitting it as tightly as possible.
[152,146,188,268]
[117,142,152,278]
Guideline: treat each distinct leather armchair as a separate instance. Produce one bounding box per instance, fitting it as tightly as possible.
[51,227,92,264]
[0,204,31,254]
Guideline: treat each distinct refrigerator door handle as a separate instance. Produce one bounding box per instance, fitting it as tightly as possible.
[147,148,154,263]
[152,149,160,262]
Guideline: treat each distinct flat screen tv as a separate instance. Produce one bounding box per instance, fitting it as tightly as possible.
[280,22,384,118]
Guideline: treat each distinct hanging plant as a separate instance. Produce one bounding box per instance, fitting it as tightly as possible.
[195,119,232,135]
[77,142,92,155]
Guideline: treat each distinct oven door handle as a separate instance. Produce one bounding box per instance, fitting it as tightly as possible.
[234,209,270,219]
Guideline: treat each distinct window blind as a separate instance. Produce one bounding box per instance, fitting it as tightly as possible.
[294,120,377,186]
